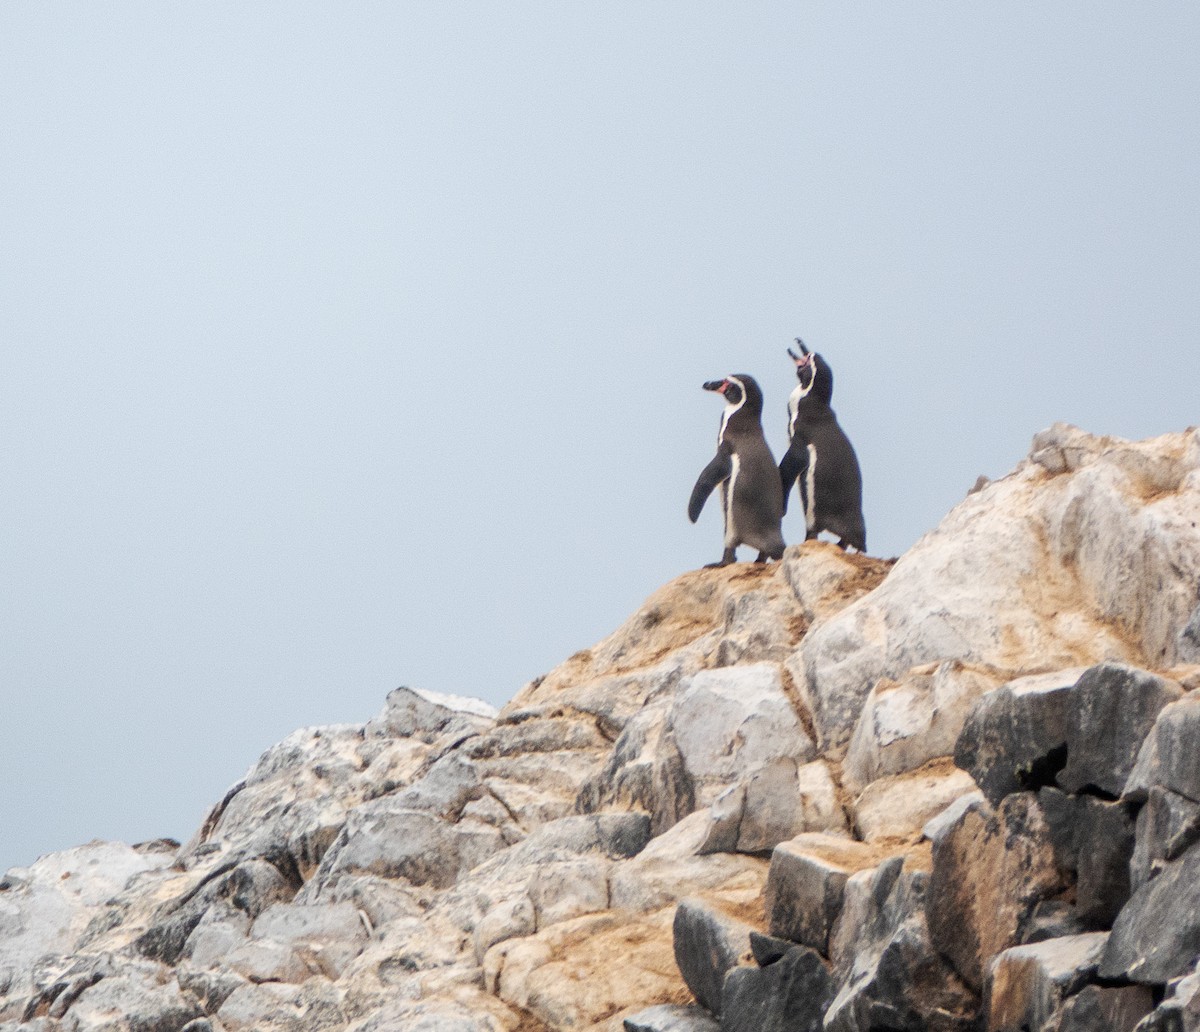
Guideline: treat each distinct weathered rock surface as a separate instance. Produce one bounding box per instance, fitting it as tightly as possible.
[720,944,833,1032]
[825,857,976,1032]
[986,933,1109,1032]
[4,424,1200,1031]
[953,669,1080,807]
[1058,664,1183,797]
[1101,841,1200,985]
[927,793,1071,991]
[671,899,755,1016]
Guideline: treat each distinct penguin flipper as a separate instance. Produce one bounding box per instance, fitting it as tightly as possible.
[688,447,732,523]
[778,445,809,518]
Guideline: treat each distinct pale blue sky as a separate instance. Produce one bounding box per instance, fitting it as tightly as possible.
[2,4,1198,870]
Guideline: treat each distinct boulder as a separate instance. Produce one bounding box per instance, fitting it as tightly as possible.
[1129,964,1200,1032]
[1055,984,1154,1032]
[720,943,834,1032]
[1130,786,1200,892]
[575,700,695,835]
[1101,841,1200,985]
[623,1003,720,1031]
[843,661,1003,794]
[134,859,296,966]
[0,842,175,1001]
[309,803,503,892]
[58,968,203,1032]
[698,759,845,855]
[1124,694,1200,805]
[249,902,368,980]
[852,764,978,843]
[1036,790,1136,928]
[1058,664,1182,797]
[1178,603,1200,664]
[793,426,1200,754]
[985,933,1108,1032]
[765,834,880,954]
[672,899,755,1015]
[953,669,1081,807]
[926,794,1070,991]
[669,663,816,805]
[366,686,496,743]
[825,857,977,1032]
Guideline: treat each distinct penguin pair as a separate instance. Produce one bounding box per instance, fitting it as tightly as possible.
[687,342,865,567]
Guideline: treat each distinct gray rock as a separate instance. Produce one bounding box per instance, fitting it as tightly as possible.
[985,932,1108,1032]
[1037,789,1136,928]
[134,859,296,966]
[528,855,610,926]
[953,670,1079,807]
[1101,841,1200,984]
[58,968,204,1032]
[216,978,346,1031]
[922,789,985,843]
[622,1003,720,1031]
[1055,984,1153,1032]
[927,793,1070,991]
[765,835,879,955]
[250,902,368,980]
[575,702,695,836]
[1125,694,1200,804]
[749,931,798,968]
[1130,964,1200,1032]
[312,804,503,891]
[698,760,845,855]
[0,842,174,1002]
[672,899,754,1015]
[1179,603,1200,664]
[720,943,834,1032]
[1074,798,1137,928]
[1058,664,1182,797]
[367,686,496,743]
[825,858,977,1032]
[180,1021,215,1032]
[1130,787,1200,892]
[385,753,484,820]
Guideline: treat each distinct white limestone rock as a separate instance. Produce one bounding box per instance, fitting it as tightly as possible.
[843,661,1003,794]
[852,764,978,843]
[0,842,175,1002]
[669,663,815,806]
[792,426,1200,752]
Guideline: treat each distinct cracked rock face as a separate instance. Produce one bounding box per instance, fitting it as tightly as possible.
[4,424,1200,1032]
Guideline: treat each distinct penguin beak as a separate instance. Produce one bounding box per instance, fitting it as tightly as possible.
[788,339,812,366]
[702,379,728,394]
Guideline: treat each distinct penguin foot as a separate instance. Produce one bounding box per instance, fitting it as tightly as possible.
[754,551,768,564]
[704,548,737,569]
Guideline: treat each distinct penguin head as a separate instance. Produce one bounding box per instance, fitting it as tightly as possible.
[788,339,834,405]
[702,375,764,418]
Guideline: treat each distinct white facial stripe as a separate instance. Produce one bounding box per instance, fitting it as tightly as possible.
[805,444,817,531]
[718,376,748,446]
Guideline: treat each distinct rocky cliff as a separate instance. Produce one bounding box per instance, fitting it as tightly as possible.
[3,423,1200,1032]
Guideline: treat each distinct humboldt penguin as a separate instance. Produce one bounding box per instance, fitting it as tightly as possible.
[688,374,786,567]
[779,339,867,552]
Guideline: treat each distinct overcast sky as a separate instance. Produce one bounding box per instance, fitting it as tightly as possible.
[2,4,1198,871]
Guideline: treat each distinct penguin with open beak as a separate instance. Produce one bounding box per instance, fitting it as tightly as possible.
[779,339,866,552]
